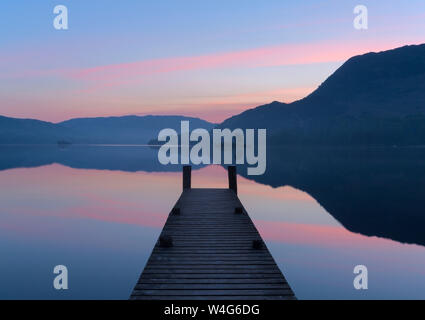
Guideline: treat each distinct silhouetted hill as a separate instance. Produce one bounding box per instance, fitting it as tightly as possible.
[0,116,74,144]
[219,44,425,145]
[0,115,214,144]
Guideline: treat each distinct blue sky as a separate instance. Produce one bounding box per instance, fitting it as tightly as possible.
[1,0,424,122]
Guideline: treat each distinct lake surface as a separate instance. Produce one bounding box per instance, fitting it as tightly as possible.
[0,145,424,299]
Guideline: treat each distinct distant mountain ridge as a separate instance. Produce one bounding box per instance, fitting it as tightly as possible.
[0,115,215,144]
[0,116,74,144]
[219,44,425,145]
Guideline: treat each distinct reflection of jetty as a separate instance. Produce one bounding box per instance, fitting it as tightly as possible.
[130,166,295,300]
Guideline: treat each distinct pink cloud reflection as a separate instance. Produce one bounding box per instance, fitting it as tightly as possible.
[255,219,419,252]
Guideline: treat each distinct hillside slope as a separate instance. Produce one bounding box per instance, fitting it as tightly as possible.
[219,44,425,145]
[0,115,215,144]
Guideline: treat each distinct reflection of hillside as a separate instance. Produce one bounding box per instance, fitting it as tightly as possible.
[238,146,425,246]
[2,145,424,246]
[0,145,205,172]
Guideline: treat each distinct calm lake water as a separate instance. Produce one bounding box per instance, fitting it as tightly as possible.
[0,145,424,299]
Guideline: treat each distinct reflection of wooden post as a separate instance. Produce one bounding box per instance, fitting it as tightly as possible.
[228,166,237,194]
[183,166,191,190]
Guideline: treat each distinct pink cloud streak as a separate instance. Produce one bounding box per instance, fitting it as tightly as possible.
[68,40,408,85]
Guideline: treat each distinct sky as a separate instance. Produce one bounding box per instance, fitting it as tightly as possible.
[0,0,425,123]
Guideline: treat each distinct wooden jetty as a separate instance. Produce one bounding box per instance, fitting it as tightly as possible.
[130,166,296,300]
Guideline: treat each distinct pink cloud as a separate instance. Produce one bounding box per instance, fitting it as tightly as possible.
[67,39,408,86]
[1,38,419,123]
[255,220,423,251]
[127,87,316,123]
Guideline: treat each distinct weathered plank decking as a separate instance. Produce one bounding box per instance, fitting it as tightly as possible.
[130,166,295,300]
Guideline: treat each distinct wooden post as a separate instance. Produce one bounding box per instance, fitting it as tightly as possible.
[228,166,237,194]
[183,165,191,190]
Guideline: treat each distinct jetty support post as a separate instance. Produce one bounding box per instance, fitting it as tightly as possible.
[228,166,237,194]
[183,165,192,190]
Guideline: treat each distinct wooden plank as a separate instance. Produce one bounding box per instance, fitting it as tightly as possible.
[141,269,281,274]
[130,187,295,300]
[132,289,294,296]
[137,279,288,284]
[134,283,291,290]
[131,295,295,300]
[148,257,274,261]
[139,273,286,279]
